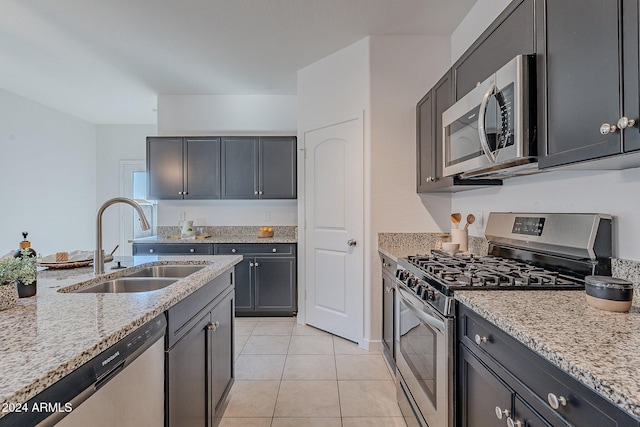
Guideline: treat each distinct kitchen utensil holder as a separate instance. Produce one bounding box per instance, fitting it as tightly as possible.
[451,228,468,252]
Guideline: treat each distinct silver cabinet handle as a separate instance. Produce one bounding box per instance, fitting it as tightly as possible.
[254,191,258,195]
[617,116,636,129]
[231,248,236,253]
[207,321,220,331]
[249,262,254,267]
[254,262,259,267]
[426,176,435,182]
[382,262,387,267]
[547,393,567,409]
[272,248,277,253]
[259,191,263,195]
[475,334,488,345]
[347,239,357,247]
[507,417,522,427]
[149,248,154,253]
[178,191,183,195]
[600,123,618,135]
[495,406,510,420]
[189,248,195,253]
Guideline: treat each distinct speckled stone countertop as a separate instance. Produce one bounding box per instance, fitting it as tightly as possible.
[0,255,241,418]
[378,232,488,261]
[135,225,297,244]
[456,291,640,419]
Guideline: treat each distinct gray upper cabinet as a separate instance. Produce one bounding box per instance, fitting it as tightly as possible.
[221,136,296,199]
[537,0,640,168]
[453,0,535,100]
[221,137,259,199]
[147,137,221,200]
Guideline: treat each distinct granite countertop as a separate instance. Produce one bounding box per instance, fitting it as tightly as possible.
[456,291,640,419]
[0,254,242,417]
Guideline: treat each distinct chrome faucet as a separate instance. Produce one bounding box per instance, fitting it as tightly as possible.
[95,197,151,274]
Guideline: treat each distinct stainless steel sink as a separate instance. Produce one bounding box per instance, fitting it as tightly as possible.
[123,265,205,278]
[72,277,177,293]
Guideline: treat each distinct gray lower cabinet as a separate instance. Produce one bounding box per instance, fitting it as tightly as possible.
[215,243,297,316]
[132,242,214,255]
[147,137,221,200]
[221,136,296,199]
[165,270,234,427]
[380,253,396,368]
[458,303,640,427]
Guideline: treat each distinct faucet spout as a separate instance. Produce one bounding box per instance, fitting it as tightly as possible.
[95,197,151,275]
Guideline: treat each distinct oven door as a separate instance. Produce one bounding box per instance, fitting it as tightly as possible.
[396,282,453,427]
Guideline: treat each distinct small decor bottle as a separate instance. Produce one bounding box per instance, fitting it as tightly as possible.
[14,232,37,298]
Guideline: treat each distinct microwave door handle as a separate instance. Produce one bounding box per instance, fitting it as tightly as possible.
[478,82,498,163]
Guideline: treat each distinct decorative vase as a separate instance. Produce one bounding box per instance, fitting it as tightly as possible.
[0,283,19,311]
[17,280,37,298]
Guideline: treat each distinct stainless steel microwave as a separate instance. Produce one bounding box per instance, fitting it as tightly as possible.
[442,55,537,179]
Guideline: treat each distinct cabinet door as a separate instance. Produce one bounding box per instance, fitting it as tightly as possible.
[454,0,535,99]
[260,137,297,199]
[147,137,184,199]
[538,0,622,168]
[209,290,234,420]
[221,137,259,199]
[234,258,254,314]
[167,313,210,427]
[458,344,514,427]
[185,137,221,199]
[382,269,395,362]
[622,0,640,153]
[254,257,296,314]
[416,90,434,192]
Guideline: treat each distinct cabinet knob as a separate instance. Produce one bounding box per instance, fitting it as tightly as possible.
[272,248,277,253]
[495,406,510,420]
[254,262,259,267]
[231,249,236,253]
[149,249,154,253]
[178,191,183,195]
[600,123,618,135]
[547,393,567,409]
[507,417,523,427]
[189,248,195,253]
[426,176,435,183]
[474,334,488,345]
[617,116,636,129]
[259,191,263,195]
[249,262,254,267]
[207,321,220,331]
[254,191,258,195]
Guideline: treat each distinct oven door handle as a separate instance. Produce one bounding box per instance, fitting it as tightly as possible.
[478,81,498,164]
[397,286,446,333]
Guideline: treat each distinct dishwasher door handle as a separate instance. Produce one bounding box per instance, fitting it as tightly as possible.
[94,361,126,391]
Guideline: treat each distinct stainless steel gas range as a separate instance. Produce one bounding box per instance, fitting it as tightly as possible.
[394,212,613,427]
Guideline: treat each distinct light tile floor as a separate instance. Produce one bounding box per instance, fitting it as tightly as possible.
[219,317,406,427]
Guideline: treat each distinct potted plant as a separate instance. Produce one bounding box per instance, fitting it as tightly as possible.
[0,249,38,309]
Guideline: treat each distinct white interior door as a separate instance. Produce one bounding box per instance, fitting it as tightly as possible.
[304,116,364,343]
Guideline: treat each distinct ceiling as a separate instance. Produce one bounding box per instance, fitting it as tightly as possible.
[1,0,477,124]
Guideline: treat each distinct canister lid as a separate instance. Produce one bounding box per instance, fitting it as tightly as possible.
[585,275,633,290]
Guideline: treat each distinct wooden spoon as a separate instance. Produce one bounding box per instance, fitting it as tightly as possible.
[464,214,476,230]
[451,213,462,229]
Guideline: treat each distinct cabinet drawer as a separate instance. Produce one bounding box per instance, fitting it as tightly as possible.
[133,243,213,255]
[166,271,233,348]
[459,304,638,427]
[215,243,295,256]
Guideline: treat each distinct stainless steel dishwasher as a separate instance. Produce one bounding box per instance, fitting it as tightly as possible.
[0,315,166,427]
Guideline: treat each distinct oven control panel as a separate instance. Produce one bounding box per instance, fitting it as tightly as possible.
[512,216,545,236]
[395,266,451,316]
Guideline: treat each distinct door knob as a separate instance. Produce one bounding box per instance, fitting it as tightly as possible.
[347,239,357,247]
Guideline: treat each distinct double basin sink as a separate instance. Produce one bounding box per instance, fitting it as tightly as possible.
[68,265,205,294]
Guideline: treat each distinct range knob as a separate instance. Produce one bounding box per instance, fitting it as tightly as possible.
[407,277,416,287]
[414,284,423,295]
[428,290,437,301]
[396,270,406,280]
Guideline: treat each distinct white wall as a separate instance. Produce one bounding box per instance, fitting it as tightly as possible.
[298,35,453,347]
[0,89,96,255]
[96,124,157,256]
[450,0,640,261]
[155,94,298,227]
